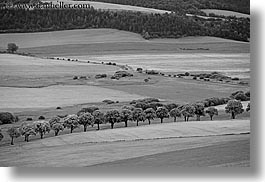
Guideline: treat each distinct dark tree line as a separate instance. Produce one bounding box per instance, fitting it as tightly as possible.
[0,8,249,41]
[77,0,250,15]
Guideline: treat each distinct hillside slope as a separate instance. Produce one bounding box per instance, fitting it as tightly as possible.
[22,119,249,148]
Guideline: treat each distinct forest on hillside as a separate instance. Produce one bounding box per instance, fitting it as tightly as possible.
[76,0,250,15]
[0,8,250,41]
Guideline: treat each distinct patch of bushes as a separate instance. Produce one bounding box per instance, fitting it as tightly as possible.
[38,116,45,120]
[95,74,107,79]
[136,68,143,73]
[231,77,240,81]
[102,99,115,104]
[113,71,133,79]
[0,112,18,125]
[145,70,159,75]
[77,106,99,115]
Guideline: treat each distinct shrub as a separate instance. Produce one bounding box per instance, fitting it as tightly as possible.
[165,103,179,111]
[0,112,18,125]
[136,68,143,73]
[26,117,33,121]
[102,99,115,104]
[38,116,45,120]
[56,106,62,110]
[7,43,18,53]
[77,106,99,116]
[184,72,190,76]
[231,77,240,80]
[234,92,249,101]
[146,70,159,75]
[95,74,107,79]
[73,76,78,80]
[114,71,133,78]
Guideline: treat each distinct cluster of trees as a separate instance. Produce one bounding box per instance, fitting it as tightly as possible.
[0,7,249,41]
[78,0,250,15]
[0,98,250,145]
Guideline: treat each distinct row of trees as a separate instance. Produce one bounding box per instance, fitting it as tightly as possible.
[0,100,250,145]
[0,8,249,41]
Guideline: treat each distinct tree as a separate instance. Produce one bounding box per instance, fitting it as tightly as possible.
[33,120,50,139]
[132,108,146,126]
[7,126,21,145]
[7,43,18,53]
[144,108,156,125]
[105,110,120,129]
[77,106,99,116]
[63,114,79,133]
[180,105,195,121]
[225,100,244,119]
[20,122,36,142]
[193,103,205,121]
[205,107,218,120]
[49,117,64,136]
[92,110,105,130]
[246,103,250,112]
[169,108,181,122]
[78,113,94,132]
[156,106,169,123]
[0,128,3,141]
[120,109,132,127]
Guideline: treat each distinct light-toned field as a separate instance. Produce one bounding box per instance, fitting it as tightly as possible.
[0,53,121,87]
[0,29,146,49]
[42,0,171,14]
[0,120,250,167]
[201,9,250,18]
[0,85,145,110]
[0,53,250,110]
[74,53,250,78]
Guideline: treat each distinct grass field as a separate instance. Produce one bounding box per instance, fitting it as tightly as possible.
[0,120,249,167]
[42,0,171,14]
[201,9,250,18]
[0,29,146,49]
[75,53,250,78]
[0,29,249,55]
